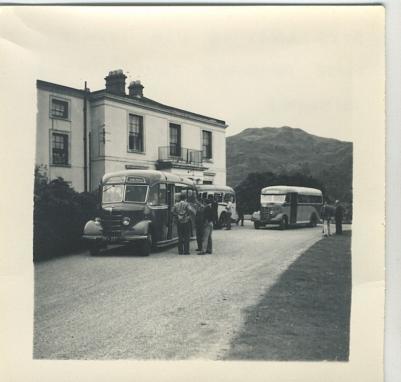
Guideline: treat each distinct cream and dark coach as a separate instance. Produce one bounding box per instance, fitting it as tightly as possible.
[83,170,196,256]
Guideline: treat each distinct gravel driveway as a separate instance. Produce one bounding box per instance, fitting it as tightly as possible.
[34,222,323,359]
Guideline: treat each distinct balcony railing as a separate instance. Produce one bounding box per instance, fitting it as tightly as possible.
[158,146,203,167]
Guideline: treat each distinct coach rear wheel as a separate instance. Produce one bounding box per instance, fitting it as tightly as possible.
[218,213,226,229]
[254,221,261,229]
[89,241,102,256]
[309,213,318,227]
[280,216,288,230]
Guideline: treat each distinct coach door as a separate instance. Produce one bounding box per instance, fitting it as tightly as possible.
[166,183,178,240]
[290,193,298,224]
[148,183,169,242]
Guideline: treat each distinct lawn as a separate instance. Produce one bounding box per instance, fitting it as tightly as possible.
[224,230,352,361]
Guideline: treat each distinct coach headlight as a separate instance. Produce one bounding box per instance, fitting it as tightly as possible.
[122,217,131,226]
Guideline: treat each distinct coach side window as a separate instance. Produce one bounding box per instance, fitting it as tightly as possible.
[148,184,168,206]
[159,183,167,205]
[148,185,158,205]
[174,184,183,202]
[214,193,223,202]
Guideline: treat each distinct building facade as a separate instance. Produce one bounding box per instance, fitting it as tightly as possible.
[36,70,227,192]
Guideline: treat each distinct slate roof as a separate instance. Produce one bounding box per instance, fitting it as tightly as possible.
[37,80,227,128]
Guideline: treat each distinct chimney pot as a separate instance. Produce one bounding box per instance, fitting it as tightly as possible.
[105,69,127,96]
[128,80,144,98]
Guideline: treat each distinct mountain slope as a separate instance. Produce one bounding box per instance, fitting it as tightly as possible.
[226,126,353,201]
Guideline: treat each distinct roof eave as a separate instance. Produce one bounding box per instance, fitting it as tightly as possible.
[36,80,86,98]
[91,90,227,129]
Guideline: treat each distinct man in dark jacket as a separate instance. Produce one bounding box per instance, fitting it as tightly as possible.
[172,193,195,255]
[212,195,219,228]
[335,200,344,234]
[194,199,205,251]
[236,203,244,226]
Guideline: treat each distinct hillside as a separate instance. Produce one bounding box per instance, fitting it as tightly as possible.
[226,126,353,202]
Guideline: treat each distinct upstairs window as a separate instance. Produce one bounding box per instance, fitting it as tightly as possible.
[202,130,212,159]
[52,133,69,165]
[51,98,69,119]
[128,114,144,152]
[169,123,181,157]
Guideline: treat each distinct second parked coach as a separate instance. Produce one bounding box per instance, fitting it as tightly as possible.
[252,185,323,229]
[196,184,238,227]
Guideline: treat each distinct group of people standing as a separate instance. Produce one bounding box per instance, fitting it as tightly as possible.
[171,192,238,255]
[320,200,344,237]
[171,192,217,255]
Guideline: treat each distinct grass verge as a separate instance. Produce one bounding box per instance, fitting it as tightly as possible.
[224,231,352,361]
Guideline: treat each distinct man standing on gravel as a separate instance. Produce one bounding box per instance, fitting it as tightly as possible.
[225,196,234,230]
[199,196,214,255]
[172,192,195,255]
[236,202,244,226]
[212,195,219,228]
[194,198,205,252]
[335,200,344,234]
[320,201,333,237]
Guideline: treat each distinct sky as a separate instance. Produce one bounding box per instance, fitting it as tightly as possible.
[0,6,384,141]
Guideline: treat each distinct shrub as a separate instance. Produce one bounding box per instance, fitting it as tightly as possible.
[33,173,97,261]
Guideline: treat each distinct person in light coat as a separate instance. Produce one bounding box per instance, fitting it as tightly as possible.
[225,196,234,230]
[199,196,214,255]
[320,201,334,237]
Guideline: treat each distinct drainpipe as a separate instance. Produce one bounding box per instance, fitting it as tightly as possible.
[83,81,88,192]
[88,131,92,191]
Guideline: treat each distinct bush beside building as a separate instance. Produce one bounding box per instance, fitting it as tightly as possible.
[33,169,97,261]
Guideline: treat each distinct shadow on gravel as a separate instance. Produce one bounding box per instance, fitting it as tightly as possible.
[90,240,192,258]
[223,231,352,361]
[91,244,172,257]
[259,225,317,231]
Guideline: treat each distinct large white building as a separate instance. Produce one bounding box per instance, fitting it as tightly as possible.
[36,70,228,192]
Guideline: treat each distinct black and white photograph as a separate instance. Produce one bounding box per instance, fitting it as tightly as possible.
[0,4,388,382]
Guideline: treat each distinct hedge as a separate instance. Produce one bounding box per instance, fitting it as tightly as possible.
[33,176,98,261]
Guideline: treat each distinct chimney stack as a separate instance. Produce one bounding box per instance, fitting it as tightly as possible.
[128,80,144,98]
[105,69,127,96]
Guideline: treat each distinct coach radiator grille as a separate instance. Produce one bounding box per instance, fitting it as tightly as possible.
[101,211,123,237]
[260,207,270,221]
